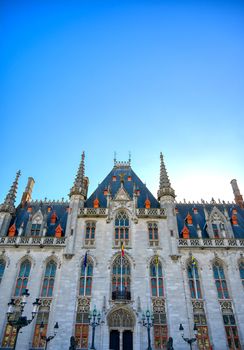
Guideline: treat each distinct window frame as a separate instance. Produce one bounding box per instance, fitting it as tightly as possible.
[114,211,130,247]
[150,257,164,298]
[0,259,6,285]
[84,221,96,247]
[41,260,57,298]
[79,258,93,296]
[148,222,159,247]
[14,260,31,297]
[213,261,229,299]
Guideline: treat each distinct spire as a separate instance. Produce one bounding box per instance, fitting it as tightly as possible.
[69,152,87,198]
[0,170,21,213]
[157,153,175,202]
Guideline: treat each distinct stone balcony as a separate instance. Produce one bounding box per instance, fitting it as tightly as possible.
[178,238,244,249]
[136,208,166,218]
[79,207,108,217]
[0,236,66,247]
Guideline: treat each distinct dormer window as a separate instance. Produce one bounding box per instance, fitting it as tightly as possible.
[51,212,57,224]
[31,223,41,236]
[112,176,116,182]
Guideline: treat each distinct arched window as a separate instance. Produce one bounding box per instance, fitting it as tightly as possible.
[41,261,57,297]
[213,261,229,299]
[148,222,159,246]
[187,262,202,299]
[79,257,93,296]
[239,261,244,287]
[14,260,31,296]
[112,255,131,300]
[0,259,6,284]
[150,257,164,297]
[223,312,241,349]
[114,211,129,247]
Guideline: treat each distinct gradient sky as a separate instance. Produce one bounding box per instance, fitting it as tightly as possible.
[1,0,244,204]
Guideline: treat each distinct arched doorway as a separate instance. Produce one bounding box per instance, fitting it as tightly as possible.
[108,307,135,350]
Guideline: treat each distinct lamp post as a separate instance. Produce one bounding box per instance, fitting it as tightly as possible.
[179,323,198,350]
[6,289,41,350]
[142,309,154,350]
[40,321,59,350]
[88,306,101,350]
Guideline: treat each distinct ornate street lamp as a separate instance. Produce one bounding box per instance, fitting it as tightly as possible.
[88,306,101,350]
[40,321,59,350]
[142,309,154,350]
[179,323,198,350]
[6,289,41,350]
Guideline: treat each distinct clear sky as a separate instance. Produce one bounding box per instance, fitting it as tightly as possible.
[1,0,244,204]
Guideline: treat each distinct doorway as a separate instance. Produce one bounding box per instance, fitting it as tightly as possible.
[110,330,119,350]
[123,330,133,350]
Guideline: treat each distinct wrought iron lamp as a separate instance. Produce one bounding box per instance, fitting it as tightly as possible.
[6,289,41,350]
[88,306,101,350]
[179,323,198,350]
[40,321,59,350]
[142,309,154,350]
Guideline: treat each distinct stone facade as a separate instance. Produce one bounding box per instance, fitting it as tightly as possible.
[0,155,243,350]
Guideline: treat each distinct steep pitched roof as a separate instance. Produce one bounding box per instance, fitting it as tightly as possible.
[85,164,159,208]
[176,203,244,239]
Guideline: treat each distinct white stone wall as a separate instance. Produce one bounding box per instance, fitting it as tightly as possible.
[0,203,243,350]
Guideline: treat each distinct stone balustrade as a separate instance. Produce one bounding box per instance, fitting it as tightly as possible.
[178,238,244,249]
[0,236,66,247]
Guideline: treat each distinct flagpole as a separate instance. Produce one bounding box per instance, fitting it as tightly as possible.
[84,264,87,296]
[192,258,198,299]
[121,246,123,294]
[156,262,159,297]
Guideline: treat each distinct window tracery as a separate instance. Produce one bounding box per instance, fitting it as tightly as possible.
[14,260,31,296]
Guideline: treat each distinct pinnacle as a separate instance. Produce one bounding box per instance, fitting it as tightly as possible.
[0,170,21,213]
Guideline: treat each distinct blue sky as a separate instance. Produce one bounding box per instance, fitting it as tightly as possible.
[1,0,244,204]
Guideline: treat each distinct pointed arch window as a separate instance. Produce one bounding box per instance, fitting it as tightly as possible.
[150,257,164,297]
[114,211,129,247]
[41,261,57,297]
[148,222,159,247]
[14,260,31,296]
[187,262,202,299]
[239,261,244,288]
[79,257,93,296]
[112,255,131,300]
[213,261,229,299]
[0,259,6,284]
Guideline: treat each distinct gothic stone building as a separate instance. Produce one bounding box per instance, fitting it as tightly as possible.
[0,153,243,350]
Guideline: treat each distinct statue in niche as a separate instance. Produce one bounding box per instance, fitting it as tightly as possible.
[166,337,174,350]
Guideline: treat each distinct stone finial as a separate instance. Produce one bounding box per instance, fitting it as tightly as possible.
[0,170,21,214]
[157,153,175,202]
[230,179,244,208]
[21,177,35,207]
[69,152,88,198]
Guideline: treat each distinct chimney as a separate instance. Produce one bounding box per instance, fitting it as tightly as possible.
[230,179,244,209]
[21,177,35,206]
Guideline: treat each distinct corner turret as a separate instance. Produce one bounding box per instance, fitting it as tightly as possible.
[0,170,21,214]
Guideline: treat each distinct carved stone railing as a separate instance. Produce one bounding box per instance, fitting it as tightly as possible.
[136,208,166,218]
[178,238,244,249]
[0,236,66,247]
[79,207,108,217]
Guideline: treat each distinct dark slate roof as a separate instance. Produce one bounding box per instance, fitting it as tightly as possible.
[176,203,244,239]
[8,202,69,237]
[85,165,159,208]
